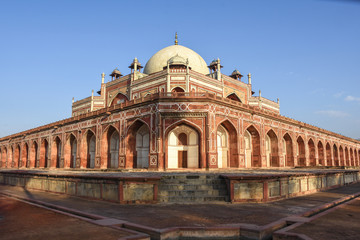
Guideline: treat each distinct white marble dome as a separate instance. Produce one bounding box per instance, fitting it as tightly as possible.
[143,45,209,75]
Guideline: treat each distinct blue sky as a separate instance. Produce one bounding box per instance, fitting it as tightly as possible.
[0,0,359,139]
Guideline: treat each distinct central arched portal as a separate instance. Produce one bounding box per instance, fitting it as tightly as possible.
[126,121,150,169]
[167,124,199,169]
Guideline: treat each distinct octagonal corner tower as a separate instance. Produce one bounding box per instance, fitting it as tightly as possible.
[143,45,209,75]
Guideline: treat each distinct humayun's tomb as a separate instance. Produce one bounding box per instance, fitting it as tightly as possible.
[0,35,360,206]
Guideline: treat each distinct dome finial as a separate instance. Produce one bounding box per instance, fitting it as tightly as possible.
[175,32,178,45]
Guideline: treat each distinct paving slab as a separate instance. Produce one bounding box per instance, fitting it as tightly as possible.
[0,195,134,240]
[289,198,360,240]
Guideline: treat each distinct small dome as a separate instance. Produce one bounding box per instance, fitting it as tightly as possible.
[168,54,187,65]
[144,45,209,75]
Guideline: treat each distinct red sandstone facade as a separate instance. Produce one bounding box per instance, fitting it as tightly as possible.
[0,42,359,170]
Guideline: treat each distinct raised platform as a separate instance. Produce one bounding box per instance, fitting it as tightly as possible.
[0,168,359,204]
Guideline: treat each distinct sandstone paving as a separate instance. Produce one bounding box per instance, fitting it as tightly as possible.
[1,183,360,229]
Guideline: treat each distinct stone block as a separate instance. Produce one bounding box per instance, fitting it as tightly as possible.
[268,181,280,197]
[26,178,42,189]
[280,179,289,196]
[102,183,119,201]
[234,182,263,200]
[327,175,340,187]
[123,183,154,201]
[308,177,321,190]
[300,178,308,192]
[48,180,66,193]
[77,182,101,199]
[67,181,77,195]
[288,179,300,194]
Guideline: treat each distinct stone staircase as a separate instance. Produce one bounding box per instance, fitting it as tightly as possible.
[158,174,229,203]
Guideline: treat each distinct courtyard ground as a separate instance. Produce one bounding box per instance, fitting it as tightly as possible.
[1,179,360,239]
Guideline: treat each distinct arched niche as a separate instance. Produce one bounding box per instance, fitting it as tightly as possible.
[283,133,294,167]
[226,93,242,103]
[266,129,279,167]
[297,137,305,166]
[318,141,325,166]
[126,121,150,169]
[167,124,199,169]
[308,139,316,166]
[245,126,261,168]
[109,93,128,107]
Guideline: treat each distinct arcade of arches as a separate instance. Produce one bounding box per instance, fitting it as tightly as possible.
[1,117,359,170]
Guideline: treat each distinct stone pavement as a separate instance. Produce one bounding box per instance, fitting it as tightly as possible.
[1,182,360,239]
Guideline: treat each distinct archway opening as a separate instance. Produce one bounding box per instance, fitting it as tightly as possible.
[52,137,61,168]
[108,127,119,168]
[65,134,77,168]
[30,142,38,168]
[14,145,20,168]
[226,93,242,103]
[172,87,185,93]
[167,124,200,169]
[245,126,261,168]
[266,130,279,167]
[308,139,316,166]
[350,148,354,166]
[83,131,96,168]
[326,143,331,166]
[345,147,349,166]
[333,144,339,166]
[2,148,8,168]
[22,143,29,168]
[217,121,238,168]
[318,142,324,166]
[283,133,294,167]
[40,139,49,168]
[297,137,305,166]
[126,121,150,169]
[339,146,344,166]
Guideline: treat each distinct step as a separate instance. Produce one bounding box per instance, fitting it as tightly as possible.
[159,196,229,203]
[158,189,228,197]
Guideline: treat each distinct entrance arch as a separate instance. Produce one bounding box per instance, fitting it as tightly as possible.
[266,129,279,167]
[126,121,150,169]
[217,125,228,168]
[283,133,294,167]
[245,126,261,168]
[308,139,316,166]
[167,124,199,169]
[297,137,305,166]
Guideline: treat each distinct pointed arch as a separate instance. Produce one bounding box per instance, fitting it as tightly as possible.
[283,133,294,167]
[354,149,358,166]
[266,129,279,167]
[245,125,261,168]
[345,147,349,166]
[217,120,238,168]
[308,138,316,166]
[109,93,128,107]
[51,136,62,168]
[0,147,3,168]
[29,141,38,168]
[165,122,201,169]
[171,87,185,93]
[350,148,354,166]
[318,141,325,166]
[81,129,96,168]
[40,139,49,168]
[333,144,339,166]
[1,147,8,168]
[125,120,151,169]
[326,143,332,166]
[226,93,242,103]
[64,134,77,168]
[14,144,20,168]
[296,136,305,166]
[339,145,344,166]
[101,125,119,168]
[22,142,29,168]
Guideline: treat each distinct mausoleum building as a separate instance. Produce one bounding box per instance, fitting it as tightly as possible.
[1,36,359,170]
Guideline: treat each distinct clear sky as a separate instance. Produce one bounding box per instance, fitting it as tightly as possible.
[0,0,359,139]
